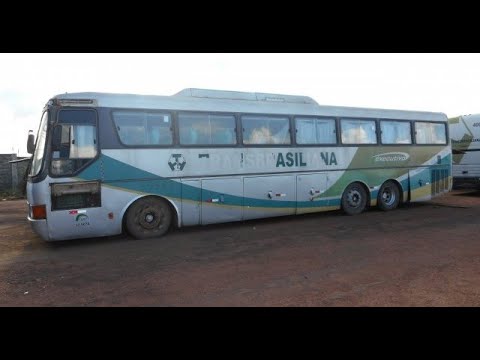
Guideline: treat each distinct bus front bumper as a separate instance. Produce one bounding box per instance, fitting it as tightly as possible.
[27,217,50,241]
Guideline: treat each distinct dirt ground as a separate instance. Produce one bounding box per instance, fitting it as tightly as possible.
[1,189,480,306]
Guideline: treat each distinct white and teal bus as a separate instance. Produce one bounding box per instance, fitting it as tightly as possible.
[26,88,452,241]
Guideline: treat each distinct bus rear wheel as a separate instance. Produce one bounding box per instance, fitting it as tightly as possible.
[341,182,367,215]
[125,197,172,239]
[377,181,400,211]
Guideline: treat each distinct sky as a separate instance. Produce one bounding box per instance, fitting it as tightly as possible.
[1,53,480,156]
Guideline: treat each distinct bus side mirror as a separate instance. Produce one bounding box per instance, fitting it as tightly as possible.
[27,130,35,154]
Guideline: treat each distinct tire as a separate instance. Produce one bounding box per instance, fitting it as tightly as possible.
[377,181,400,211]
[341,182,368,215]
[125,197,172,239]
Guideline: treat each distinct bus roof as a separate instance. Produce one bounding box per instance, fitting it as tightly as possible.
[52,88,447,121]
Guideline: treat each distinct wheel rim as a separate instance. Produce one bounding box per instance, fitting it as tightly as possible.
[381,186,396,206]
[346,188,363,208]
[136,204,166,231]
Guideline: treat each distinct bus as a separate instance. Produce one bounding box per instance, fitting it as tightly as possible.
[449,114,480,188]
[26,88,452,241]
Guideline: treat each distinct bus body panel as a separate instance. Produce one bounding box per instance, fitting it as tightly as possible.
[243,175,296,220]
[296,173,329,214]
[28,149,452,241]
[409,167,433,202]
[26,177,51,240]
[201,178,243,224]
[181,180,201,226]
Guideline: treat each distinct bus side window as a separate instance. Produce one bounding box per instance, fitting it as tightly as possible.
[296,117,336,144]
[149,128,161,144]
[242,115,290,145]
[434,124,447,144]
[415,122,446,144]
[212,128,232,144]
[209,115,236,145]
[189,128,198,144]
[222,129,234,144]
[341,119,377,144]
[273,122,290,144]
[250,126,273,144]
[149,125,172,145]
[179,113,236,145]
[381,121,402,144]
[179,126,198,145]
[147,115,173,145]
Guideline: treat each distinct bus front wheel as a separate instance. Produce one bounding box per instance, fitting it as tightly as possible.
[341,182,367,215]
[125,197,172,239]
[377,181,400,211]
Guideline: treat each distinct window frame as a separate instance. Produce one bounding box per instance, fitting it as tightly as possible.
[177,111,238,147]
[294,115,338,146]
[379,119,413,145]
[111,109,175,147]
[241,113,292,147]
[414,121,448,145]
[105,107,449,150]
[339,117,378,145]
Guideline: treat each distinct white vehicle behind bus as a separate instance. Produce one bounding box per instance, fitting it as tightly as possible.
[449,114,480,188]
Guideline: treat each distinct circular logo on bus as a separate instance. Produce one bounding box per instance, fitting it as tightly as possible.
[168,154,186,171]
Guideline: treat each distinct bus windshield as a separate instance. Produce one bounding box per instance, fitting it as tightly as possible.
[30,111,48,177]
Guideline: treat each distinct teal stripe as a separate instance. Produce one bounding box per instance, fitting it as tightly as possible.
[77,154,450,210]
